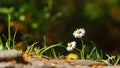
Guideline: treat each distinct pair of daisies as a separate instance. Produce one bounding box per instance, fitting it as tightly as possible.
[67,28,85,51]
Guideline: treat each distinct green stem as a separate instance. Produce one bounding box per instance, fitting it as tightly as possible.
[8,14,11,49]
[80,38,85,59]
[75,48,81,52]
[75,46,85,59]
[81,45,85,59]
[81,38,84,46]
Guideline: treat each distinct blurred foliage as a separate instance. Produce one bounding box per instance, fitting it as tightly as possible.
[84,3,103,20]
[0,0,64,44]
[0,0,120,52]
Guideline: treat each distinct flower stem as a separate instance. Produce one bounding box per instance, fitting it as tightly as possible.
[75,48,81,52]
[80,38,85,59]
[81,38,84,46]
[81,45,85,59]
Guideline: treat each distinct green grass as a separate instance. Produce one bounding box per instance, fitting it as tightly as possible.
[0,37,4,50]
[0,13,120,65]
[0,14,65,59]
[102,54,120,65]
[23,36,65,59]
[0,14,12,50]
[7,14,11,49]
[75,41,102,60]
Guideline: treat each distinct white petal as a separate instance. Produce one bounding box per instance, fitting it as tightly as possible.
[73,28,85,38]
[66,47,73,51]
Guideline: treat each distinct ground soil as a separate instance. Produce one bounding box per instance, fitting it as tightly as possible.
[0,50,120,68]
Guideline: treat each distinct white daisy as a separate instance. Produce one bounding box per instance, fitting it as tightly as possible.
[73,28,85,38]
[66,41,76,51]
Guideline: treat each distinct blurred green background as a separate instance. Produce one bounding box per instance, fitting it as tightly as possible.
[0,0,120,53]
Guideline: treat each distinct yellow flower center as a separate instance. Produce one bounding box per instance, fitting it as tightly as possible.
[66,53,79,60]
[68,43,72,47]
[76,29,81,34]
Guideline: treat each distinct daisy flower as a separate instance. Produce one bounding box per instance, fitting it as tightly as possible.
[66,41,76,51]
[73,28,85,38]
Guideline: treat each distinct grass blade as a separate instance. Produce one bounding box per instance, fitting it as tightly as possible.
[40,43,63,56]
[89,46,96,58]
[8,14,11,49]
[51,48,57,59]
[28,42,38,52]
